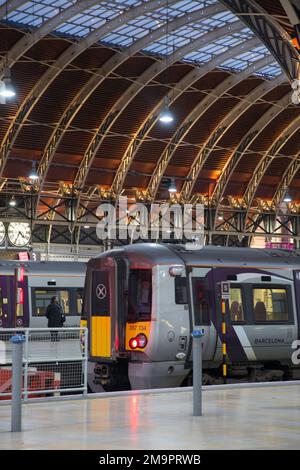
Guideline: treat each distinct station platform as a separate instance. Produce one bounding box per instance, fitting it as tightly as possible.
[0,383,300,450]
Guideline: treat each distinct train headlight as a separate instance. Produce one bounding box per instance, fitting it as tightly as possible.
[169,265,184,277]
[129,333,148,350]
[129,338,138,349]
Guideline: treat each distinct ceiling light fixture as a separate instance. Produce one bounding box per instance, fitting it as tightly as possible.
[29,161,39,180]
[168,177,177,193]
[283,192,292,203]
[0,66,16,100]
[159,96,174,124]
[9,195,16,207]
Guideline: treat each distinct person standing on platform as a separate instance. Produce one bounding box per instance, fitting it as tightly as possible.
[46,296,65,341]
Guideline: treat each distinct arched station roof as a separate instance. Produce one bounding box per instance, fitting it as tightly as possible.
[0,0,299,232]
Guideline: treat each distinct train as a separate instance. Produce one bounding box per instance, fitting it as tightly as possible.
[0,260,86,328]
[82,243,300,391]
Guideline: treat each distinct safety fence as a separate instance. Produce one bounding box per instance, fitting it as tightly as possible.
[0,327,88,402]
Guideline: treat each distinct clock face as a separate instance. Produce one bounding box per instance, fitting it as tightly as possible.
[8,222,31,247]
[0,222,5,245]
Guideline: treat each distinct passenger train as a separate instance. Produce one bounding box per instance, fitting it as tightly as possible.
[0,260,86,328]
[82,243,300,391]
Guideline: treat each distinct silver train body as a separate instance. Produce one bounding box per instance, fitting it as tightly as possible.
[84,243,300,390]
[0,260,86,328]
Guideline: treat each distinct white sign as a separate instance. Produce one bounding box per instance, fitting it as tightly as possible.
[96,283,107,300]
[221,281,230,300]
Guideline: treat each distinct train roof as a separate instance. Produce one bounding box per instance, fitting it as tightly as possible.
[97,243,300,269]
[0,260,86,274]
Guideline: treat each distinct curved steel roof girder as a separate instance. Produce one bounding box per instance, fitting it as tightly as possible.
[111,40,272,196]
[211,91,292,228]
[0,0,104,76]
[243,112,300,220]
[73,19,249,197]
[220,0,300,80]
[36,2,224,202]
[272,154,300,211]
[146,54,275,201]
[180,73,285,201]
[0,0,181,178]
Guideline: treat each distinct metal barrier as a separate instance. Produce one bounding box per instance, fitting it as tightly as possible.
[0,327,88,401]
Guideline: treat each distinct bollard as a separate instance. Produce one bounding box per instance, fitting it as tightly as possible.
[191,329,205,416]
[10,334,26,432]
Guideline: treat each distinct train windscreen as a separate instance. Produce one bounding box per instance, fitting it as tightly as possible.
[127,269,152,322]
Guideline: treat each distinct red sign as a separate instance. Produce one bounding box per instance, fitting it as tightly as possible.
[18,252,29,261]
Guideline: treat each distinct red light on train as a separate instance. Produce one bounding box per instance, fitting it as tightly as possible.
[129,334,148,350]
[129,338,138,349]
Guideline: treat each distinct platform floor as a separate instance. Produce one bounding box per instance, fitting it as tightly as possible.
[0,384,300,450]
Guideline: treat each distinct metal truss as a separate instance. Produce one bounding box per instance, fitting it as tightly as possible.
[2,188,300,247]
[146,53,274,201]
[211,91,292,228]
[243,112,300,226]
[181,74,285,201]
[220,0,300,80]
[36,2,224,204]
[181,73,285,201]
[0,0,181,178]
[211,196,300,246]
[114,35,266,198]
[73,19,247,195]
[0,0,102,76]
[272,151,300,211]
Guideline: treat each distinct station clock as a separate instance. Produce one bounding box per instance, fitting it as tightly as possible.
[0,221,5,245]
[7,222,31,247]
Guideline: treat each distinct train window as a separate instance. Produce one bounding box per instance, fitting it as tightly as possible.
[76,288,83,314]
[32,289,70,316]
[175,277,188,304]
[192,279,209,325]
[127,269,152,322]
[230,287,244,322]
[253,288,289,322]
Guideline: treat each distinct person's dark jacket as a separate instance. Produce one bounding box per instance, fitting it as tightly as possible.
[46,302,64,327]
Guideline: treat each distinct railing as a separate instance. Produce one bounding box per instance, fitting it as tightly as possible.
[0,327,88,401]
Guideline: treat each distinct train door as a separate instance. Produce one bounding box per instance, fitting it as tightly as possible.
[0,275,12,328]
[188,267,216,361]
[88,255,128,361]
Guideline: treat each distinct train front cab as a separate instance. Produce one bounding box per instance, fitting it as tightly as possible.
[85,251,154,390]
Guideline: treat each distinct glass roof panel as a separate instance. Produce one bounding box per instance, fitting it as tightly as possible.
[7,1,73,27]
[1,0,282,78]
[143,8,238,56]
[102,0,217,49]
[182,29,252,64]
[256,62,282,78]
[220,44,271,72]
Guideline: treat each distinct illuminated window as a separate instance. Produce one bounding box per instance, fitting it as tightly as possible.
[253,288,289,322]
[230,287,244,322]
[76,288,83,314]
[33,289,70,316]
